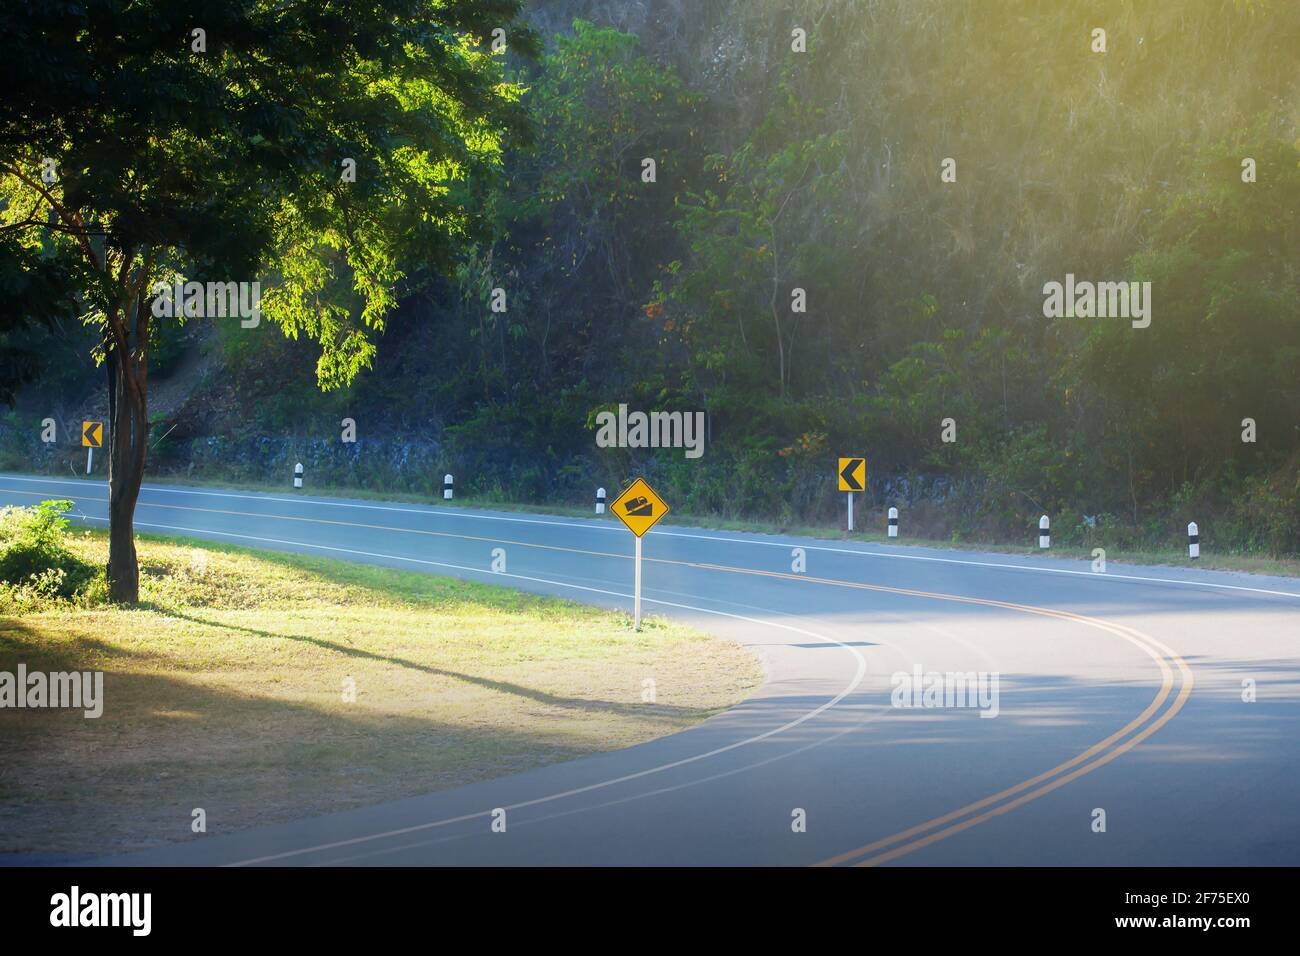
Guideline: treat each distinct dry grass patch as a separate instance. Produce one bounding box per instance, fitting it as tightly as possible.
[0,531,760,857]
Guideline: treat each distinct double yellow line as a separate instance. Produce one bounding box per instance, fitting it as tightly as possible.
[816,604,1192,865]
[1,486,1194,865]
[633,561,1195,866]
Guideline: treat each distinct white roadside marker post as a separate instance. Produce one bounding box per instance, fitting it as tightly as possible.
[86,446,93,475]
[888,506,899,538]
[1188,521,1200,559]
[1038,514,1050,549]
[443,473,453,500]
[846,491,854,532]
[293,462,303,489]
[596,487,606,514]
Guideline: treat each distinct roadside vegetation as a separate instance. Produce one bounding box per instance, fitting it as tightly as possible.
[0,502,761,857]
[0,499,103,612]
[3,5,1296,562]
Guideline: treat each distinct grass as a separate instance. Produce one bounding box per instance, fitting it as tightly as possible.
[64,470,1300,579]
[0,529,761,857]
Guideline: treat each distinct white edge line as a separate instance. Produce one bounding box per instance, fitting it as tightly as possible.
[4,474,1298,599]
[73,514,868,867]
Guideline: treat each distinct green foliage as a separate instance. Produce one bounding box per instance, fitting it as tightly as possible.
[1077,136,1300,495]
[0,0,536,389]
[440,18,698,402]
[4,6,1297,557]
[640,1,1300,550]
[1235,457,1300,555]
[657,127,848,399]
[0,499,100,605]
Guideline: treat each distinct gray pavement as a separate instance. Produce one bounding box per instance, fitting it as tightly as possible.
[1,473,1297,866]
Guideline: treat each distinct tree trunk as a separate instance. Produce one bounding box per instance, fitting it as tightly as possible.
[105,321,149,604]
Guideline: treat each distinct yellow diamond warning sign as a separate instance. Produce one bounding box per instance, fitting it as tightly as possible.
[610,478,669,538]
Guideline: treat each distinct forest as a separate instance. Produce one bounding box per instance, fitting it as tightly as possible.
[2,0,1297,555]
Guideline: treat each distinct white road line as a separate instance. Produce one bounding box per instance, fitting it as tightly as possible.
[319,693,904,866]
[3,474,612,530]
[314,602,924,866]
[4,474,1298,598]
[49,494,1182,867]
[110,514,1179,869]
[70,513,869,867]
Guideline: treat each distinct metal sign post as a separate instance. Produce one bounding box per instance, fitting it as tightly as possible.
[634,536,643,630]
[610,478,670,632]
[837,457,866,533]
[82,421,103,474]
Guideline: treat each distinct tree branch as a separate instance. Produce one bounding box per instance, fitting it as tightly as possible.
[0,162,102,271]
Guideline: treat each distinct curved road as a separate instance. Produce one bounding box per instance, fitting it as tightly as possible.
[2,474,1298,866]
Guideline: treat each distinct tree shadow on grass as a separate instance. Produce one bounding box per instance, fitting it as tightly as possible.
[0,610,729,859]
[144,604,706,721]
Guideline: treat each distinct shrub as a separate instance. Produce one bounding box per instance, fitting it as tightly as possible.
[0,499,99,602]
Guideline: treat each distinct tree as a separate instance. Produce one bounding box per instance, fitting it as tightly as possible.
[1076,137,1300,494]
[0,243,81,405]
[0,0,534,601]
[459,20,695,391]
[653,126,847,403]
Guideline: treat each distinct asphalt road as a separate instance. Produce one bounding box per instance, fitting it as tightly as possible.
[2,473,1298,867]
